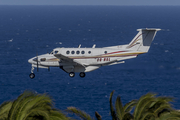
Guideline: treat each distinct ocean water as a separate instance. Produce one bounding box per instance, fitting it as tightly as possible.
[1,6,180,119]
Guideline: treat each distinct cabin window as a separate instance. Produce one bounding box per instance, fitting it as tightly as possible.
[76,51,80,54]
[66,51,70,54]
[88,51,91,54]
[81,51,85,54]
[104,51,107,54]
[71,51,75,54]
[40,58,46,61]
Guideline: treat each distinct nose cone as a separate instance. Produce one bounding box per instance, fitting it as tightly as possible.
[28,58,33,64]
[28,57,37,64]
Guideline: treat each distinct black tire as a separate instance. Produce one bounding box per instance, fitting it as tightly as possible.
[79,72,86,78]
[69,72,75,78]
[29,73,35,79]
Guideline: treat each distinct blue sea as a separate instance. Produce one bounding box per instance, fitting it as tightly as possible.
[1,6,180,119]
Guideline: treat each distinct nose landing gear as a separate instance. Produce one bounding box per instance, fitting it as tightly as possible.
[29,73,35,79]
[29,66,35,79]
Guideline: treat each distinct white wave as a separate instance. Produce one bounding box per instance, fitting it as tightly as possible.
[55,42,62,44]
[159,65,164,69]
[177,67,180,70]
[8,39,13,42]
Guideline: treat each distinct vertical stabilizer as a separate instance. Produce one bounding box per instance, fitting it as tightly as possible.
[127,28,161,52]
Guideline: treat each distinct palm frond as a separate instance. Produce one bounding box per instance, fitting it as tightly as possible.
[124,100,137,113]
[49,110,70,120]
[109,90,117,120]
[154,104,173,117]
[140,112,155,120]
[24,108,50,120]
[115,96,124,120]
[8,90,34,120]
[0,101,12,118]
[157,111,180,120]
[133,93,156,120]
[95,111,102,120]
[122,112,134,120]
[67,107,93,120]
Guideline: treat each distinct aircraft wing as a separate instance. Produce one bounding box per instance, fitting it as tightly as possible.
[100,59,125,66]
[54,54,85,67]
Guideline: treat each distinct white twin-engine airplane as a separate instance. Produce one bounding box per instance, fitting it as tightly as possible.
[28,28,161,79]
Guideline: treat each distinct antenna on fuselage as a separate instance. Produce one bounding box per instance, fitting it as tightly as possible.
[92,44,96,48]
[78,44,81,48]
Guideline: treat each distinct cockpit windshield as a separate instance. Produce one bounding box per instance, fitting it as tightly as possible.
[50,50,59,54]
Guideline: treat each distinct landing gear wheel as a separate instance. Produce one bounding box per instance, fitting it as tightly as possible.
[69,72,75,78]
[29,73,35,79]
[79,72,86,78]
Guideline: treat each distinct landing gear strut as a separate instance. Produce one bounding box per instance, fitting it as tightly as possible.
[79,72,86,78]
[69,72,75,78]
[29,66,35,79]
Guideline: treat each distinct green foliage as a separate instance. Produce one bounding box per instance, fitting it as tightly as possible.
[109,90,117,120]
[66,107,102,120]
[0,90,69,120]
[0,101,13,120]
[109,91,136,120]
[109,91,179,120]
[1,90,180,120]
[156,111,180,120]
[67,107,94,120]
[95,111,102,120]
[133,93,174,120]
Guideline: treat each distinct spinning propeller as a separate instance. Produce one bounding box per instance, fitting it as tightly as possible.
[36,52,39,72]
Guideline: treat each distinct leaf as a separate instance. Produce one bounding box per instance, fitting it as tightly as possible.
[115,96,124,120]
[0,101,12,118]
[124,100,137,113]
[109,90,117,120]
[67,107,93,120]
[133,93,156,120]
[95,111,102,120]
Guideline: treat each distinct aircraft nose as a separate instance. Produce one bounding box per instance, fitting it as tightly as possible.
[28,58,33,64]
[28,57,37,64]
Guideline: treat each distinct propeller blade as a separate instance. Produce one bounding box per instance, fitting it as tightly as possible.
[36,52,39,72]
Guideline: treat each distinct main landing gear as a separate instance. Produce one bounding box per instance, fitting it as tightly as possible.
[69,72,75,78]
[69,72,86,78]
[79,72,86,78]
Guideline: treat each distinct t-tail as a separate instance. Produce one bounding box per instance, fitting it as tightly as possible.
[126,28,161,52]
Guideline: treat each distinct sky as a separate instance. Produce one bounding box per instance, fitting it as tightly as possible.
[0,0,180,6]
